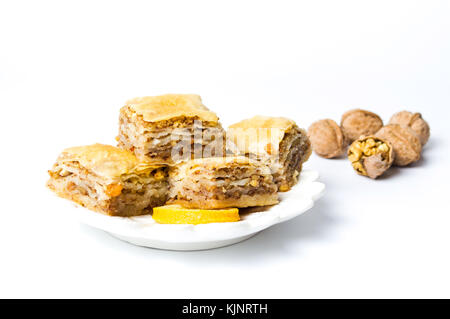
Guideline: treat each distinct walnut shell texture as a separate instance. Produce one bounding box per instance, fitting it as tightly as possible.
[388,111,430,146]
[375,124,422,166]
[348,136,394,179]
[341,109,383,144]
[307,119,345,158]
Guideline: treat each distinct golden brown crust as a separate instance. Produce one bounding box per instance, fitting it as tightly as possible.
[170,193,279,209]
[57,144,164,179]
[125,94,219,123]
[227,116,298,156]
[229,115,296,131]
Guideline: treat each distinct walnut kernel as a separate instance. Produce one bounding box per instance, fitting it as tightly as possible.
[341,109,383,144]
[307,119,345,158]
[388,111,430,146]
[375,124,422,166]
[348,136,394,179]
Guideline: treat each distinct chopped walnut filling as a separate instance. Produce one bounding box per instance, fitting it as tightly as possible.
[348,137,393,179]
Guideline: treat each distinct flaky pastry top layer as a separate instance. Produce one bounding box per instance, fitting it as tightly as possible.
[125,94,219,123]
[175,156,271,174]
[229,115,296,131]
[57,144,163,179]
[227,116,299,155]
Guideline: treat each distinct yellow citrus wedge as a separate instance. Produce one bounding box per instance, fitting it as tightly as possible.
[152,205,240,225]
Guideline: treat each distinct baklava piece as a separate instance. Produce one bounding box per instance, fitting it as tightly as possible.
[117,94,226,164]
[227,116,312,192]
[47,144,168,216]
[169,156,278,209]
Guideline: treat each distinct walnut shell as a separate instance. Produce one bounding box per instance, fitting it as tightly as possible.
[388,111,430,146]
[307,119,345,158]
[375,124,422,166]
[348,136,394,179]
[340,109,383,144]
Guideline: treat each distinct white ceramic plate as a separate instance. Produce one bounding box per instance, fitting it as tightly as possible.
[69,169,325,251]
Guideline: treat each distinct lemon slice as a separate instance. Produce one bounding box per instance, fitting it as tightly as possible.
[152,205,240,225]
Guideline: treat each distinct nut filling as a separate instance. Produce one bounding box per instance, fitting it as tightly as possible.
[348,136,394,179]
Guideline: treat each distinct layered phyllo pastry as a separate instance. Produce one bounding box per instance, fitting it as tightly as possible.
[47,144,168,216]
[117,94,226,164]
[168,156,278,209]
[227,116,311,191]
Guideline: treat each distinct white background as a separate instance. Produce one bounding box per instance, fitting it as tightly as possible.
[1,0,449,298]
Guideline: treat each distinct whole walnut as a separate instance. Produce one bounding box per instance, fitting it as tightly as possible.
[308,119,346,158]
[341,109,383,144]
[348,136,394,179]
[375,124,422,166]
[389,111,430,146]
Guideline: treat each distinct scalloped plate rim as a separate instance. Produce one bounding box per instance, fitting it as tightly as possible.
[59,169,325,249]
